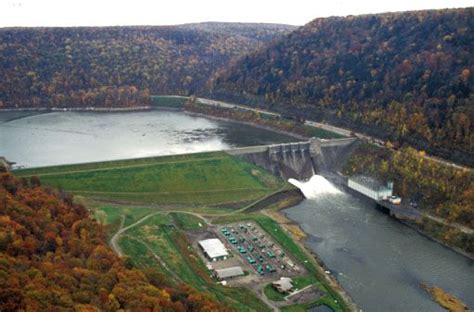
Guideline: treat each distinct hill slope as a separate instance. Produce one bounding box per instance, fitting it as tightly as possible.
[0,23,293,109]
[210,8,474,166]
[178,22,297,42]
[0,171,225,311]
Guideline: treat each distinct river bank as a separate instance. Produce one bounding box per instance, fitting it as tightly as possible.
[0,106,152,112]
[184,110,309,141]
[282,178,474,311]
[261,206,359,312]
[346,182,474,261]
[156,98,474,261]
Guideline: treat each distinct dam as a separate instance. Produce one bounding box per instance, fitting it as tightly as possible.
[226,137,358,180]
[3,110,473,312]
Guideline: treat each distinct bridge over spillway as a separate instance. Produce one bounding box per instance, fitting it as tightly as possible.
[226,137,358,180]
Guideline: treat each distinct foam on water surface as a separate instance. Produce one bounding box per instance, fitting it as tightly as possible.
[288,175,341,199]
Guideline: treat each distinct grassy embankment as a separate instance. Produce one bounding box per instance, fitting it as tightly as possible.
[151,95,188,108]
[14,151,284,207]
[13,152,346,311]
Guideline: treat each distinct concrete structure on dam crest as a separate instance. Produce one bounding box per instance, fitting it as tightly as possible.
[226,137,358,180]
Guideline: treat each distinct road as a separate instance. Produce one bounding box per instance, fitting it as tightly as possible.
[110,212,162,257]
[108,209,281,311]
[195,97,472,171]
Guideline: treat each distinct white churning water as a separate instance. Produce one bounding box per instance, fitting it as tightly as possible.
[288,175,341,198]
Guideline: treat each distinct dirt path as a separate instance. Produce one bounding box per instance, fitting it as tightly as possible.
[124,234,183,284]
[110,215,125,256]
[285,284,314,300]
[110,212,162,256]
[109,210,211,257]
[424,213,474,235]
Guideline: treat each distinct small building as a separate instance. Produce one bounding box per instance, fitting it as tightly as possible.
[272,277,294,293]
[348,175,393,201]
[215,266,244,280]
[198,238,229,261]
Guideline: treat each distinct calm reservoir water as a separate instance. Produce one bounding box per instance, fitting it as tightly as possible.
[1,111,473,311]
[0,110,295,168]
[285,176,474,312]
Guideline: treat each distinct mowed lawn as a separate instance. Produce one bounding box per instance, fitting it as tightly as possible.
[14,152,285,206]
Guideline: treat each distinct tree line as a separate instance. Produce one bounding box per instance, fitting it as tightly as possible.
[0,25,291,109]
[210,8,473,166]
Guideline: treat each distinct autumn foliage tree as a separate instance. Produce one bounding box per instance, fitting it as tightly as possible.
[210,8,474,166]
[0,173,225,311]
[0,24,293,109]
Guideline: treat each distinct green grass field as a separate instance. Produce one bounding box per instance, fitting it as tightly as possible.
[91,202,346,312]
[303,125,345,139]
[119,212,271,312]
[151,95,188,108]
[13,148,347,311]
[14,152,285,207]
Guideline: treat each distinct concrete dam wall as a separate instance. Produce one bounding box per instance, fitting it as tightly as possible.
[310,138,360,174]
[226,138,358,180]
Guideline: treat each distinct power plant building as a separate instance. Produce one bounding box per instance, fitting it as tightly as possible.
[348,175,393,201]
[198,238,229,261]
[215,266,244,280]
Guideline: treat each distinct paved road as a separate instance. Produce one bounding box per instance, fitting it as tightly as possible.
[196,97,471,171]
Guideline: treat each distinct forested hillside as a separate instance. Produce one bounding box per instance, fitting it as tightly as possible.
[0,170,224,311]
[178,22,297,42]
[0,24,293,109]
[343,143,473,252]
[210,8,474,165]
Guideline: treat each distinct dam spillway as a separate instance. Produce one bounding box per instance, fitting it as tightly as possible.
[226,137,358,180]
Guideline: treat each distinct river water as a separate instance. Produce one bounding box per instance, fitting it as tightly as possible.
[0,110,295,168]
[1,111,473,311]
[284,176,474,312]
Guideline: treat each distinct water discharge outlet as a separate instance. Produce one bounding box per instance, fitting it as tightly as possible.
[288,175,341,199]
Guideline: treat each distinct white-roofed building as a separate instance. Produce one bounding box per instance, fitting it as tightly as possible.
[215,266,244,280]
[272,277,294,293]
[348,175,393,201]
[198,238,229,261]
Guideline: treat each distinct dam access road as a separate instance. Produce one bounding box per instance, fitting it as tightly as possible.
[195,96,472,171]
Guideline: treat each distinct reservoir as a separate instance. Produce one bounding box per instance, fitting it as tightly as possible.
[284,176,474,312]
[0,110,295,168]
[1,110,473,311]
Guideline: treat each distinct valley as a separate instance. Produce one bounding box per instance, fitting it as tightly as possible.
[1,6,473,312]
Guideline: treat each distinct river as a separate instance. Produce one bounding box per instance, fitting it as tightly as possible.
[285,176,474,312]
[1,110,473,311]
[0,110,295,168]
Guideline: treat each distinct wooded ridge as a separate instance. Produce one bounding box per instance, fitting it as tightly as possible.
[210,8,473,166]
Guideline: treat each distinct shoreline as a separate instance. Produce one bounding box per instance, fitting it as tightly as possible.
[0,106,152,112]
[336,175,474,261]
[5,104,470,261]
[263,206,359,312]
[401,219,474,261]
[184,110,309,141]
